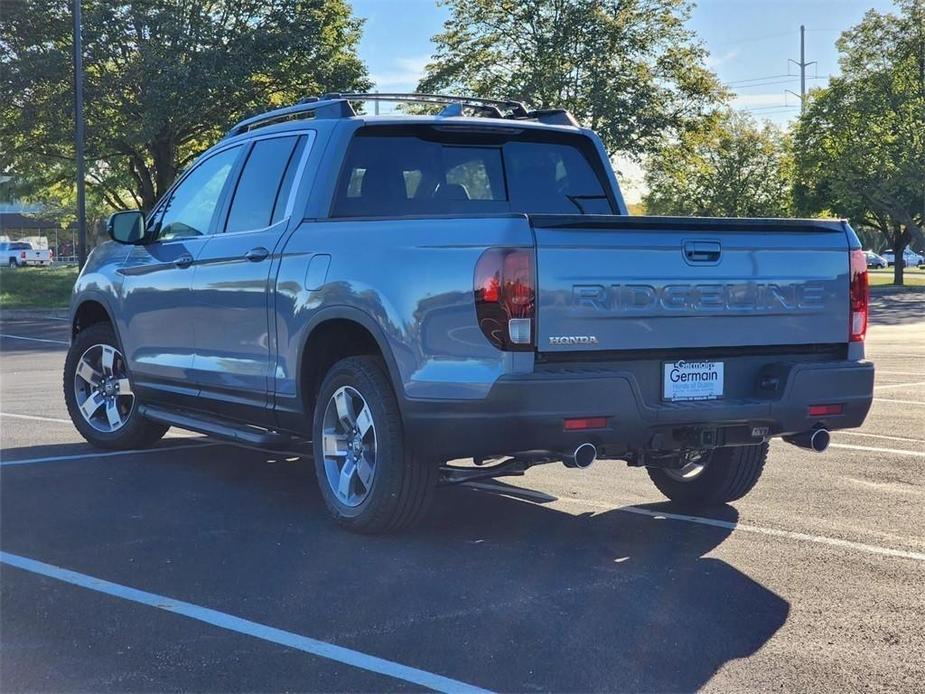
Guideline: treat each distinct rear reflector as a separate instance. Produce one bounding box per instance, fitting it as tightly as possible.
[808,404,843,417]
[563,417,608,431]
[849,249,868,342]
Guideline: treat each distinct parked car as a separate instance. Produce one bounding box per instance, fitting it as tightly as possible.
[865,250,888,269]
[64,93,875,533]
[0,241,52,267]
[880,248,923,267]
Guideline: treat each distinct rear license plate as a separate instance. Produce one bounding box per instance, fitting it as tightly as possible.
[663,360,724,401]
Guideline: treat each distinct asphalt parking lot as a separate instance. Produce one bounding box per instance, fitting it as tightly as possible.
[1,290,924,692]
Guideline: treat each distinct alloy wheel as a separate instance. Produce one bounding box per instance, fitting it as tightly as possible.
[73,343,134,432]
[321,385,377,507]
[663,457,709,482]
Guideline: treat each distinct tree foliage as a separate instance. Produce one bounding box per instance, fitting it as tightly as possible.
[1,0,370,213]
[793,0,925,284]
[642,111,793,217]
[417,0,726,157]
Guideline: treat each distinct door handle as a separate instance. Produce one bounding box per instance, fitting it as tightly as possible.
[683,241,722,264]
[174,254,194,268]
[244,247,270,262]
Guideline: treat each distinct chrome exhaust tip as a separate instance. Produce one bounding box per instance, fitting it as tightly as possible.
[784,428,830,453]
[562,443,597,469]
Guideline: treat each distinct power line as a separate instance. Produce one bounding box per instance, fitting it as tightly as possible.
[725,73,792,86]
[741,105,800,112]
[730,75,828,90]
[731,78,799,89]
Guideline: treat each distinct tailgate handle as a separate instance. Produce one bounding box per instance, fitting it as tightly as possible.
[684,241,721,264]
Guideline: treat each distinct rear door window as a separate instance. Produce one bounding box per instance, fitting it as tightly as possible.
[331,127,612,217]
[225,135,304,233]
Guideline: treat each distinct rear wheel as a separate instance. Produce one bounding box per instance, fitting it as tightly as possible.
[312,356,437,533]
[64,322,168,450]
[8,258,17,268]
[647,443,768,506]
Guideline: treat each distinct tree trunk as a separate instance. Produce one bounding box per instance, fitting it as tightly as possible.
[149,139,179,213]
[892,227,907,286]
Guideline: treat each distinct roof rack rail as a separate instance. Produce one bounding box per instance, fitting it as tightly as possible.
[225,92,578,139]
[319,92,530,119]
[225,97,356,139]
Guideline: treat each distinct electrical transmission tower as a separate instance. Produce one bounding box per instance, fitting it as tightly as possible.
[787,25,817,114]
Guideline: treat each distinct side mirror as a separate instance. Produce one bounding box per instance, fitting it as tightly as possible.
[107,210,146,244]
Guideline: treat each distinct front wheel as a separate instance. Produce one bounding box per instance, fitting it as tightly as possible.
[63,322,168,450]
[647,443,768,506]
[312,356,437,533]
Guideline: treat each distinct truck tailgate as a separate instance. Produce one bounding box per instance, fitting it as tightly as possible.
[531,215,850,352]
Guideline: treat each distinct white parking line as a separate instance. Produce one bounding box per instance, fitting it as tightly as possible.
[0,333,68,345]
[836,430,925,444]
[546,498,925,562]
[466,482,925,562]
[0,441,222,466]
[828,443,925,458]
[876,370,925,376]
[874,398,925,406]
[611,506,925,561]
[1,412,71,424]
[0,551,490,693]
[874,381,925,391]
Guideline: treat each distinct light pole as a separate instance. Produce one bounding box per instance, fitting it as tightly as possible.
[73,0,87,267]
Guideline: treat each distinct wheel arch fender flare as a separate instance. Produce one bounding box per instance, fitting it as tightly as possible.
[70,292,123,344]
[294,305,408,412]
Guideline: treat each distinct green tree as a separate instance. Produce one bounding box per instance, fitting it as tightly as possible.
[417,0,726,157]
[1,0,369,213]
[793,0,925,284]
[643,111,793,217]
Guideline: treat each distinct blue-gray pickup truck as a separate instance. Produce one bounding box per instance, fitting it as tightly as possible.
[64,93,874,532]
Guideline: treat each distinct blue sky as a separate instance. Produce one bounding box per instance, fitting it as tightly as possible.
[352,0,895,123]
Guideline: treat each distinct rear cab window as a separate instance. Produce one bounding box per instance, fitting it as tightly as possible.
[331,125,615,218]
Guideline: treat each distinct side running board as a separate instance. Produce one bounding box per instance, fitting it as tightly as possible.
[137,404,295,450]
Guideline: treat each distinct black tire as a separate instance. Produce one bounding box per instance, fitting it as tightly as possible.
[63,322,168,450]
[647,443,768,506]
[8,258,18,268]
[312,355,437,533]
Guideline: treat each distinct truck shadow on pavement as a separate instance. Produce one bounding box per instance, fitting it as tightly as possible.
[1,446,790,692]
[423,484,791,692]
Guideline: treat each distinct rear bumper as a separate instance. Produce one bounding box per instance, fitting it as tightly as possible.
[402,360,874,460]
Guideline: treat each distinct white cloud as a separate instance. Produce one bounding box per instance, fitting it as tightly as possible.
[369,56,431,90]
[730,92,792,108]
[706,49,739,68]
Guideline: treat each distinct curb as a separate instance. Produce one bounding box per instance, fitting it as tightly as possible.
[870,285,925,295]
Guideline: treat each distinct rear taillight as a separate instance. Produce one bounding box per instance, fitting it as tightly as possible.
[20,251,26,259]
[474,248,535,351]
[849,249,868,342]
